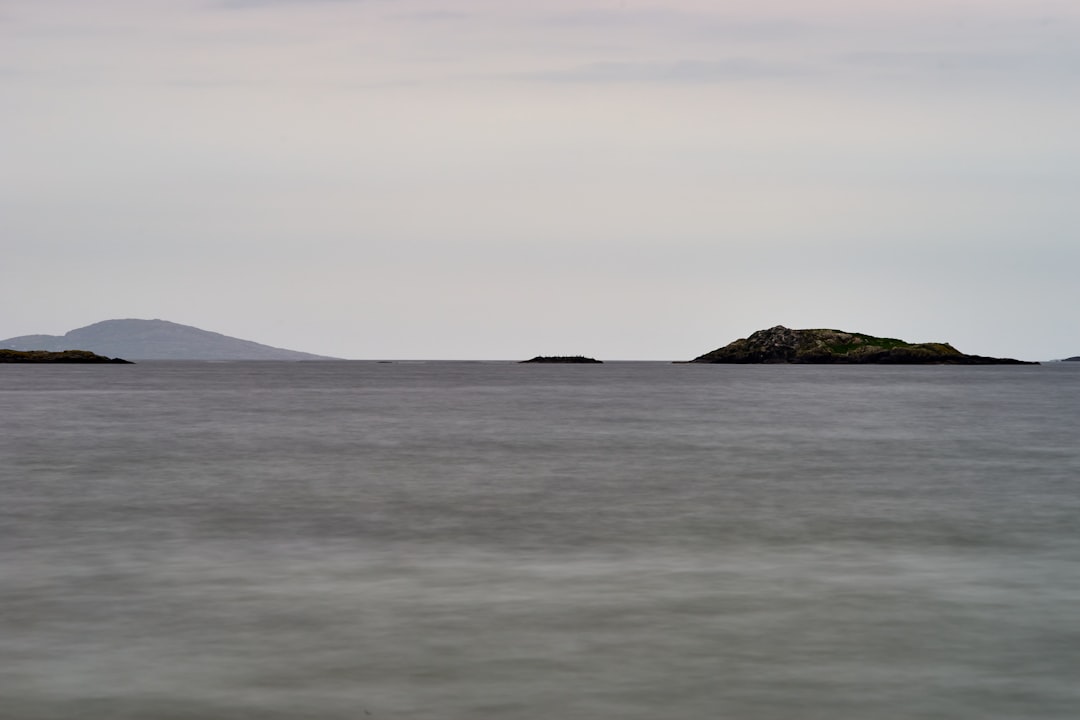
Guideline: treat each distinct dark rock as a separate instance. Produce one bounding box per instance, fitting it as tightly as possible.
[520,355,602,364]
[0,349,132,364]
[689,326,1037,365]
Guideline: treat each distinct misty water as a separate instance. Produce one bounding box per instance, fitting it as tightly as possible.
[2,361,1079,719]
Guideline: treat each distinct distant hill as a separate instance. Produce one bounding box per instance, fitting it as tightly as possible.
[1064,356,1080,362]
[689,326,1035,365]
[0,319,336,361]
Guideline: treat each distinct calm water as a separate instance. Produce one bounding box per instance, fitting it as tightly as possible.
[2,361,1079,719]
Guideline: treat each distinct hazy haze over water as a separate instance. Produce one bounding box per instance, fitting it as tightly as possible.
[2,361,1079,719]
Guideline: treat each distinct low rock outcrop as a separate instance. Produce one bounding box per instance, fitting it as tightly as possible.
[689,326,1035,365]
[0,349,133,364]
[520,356,602,364]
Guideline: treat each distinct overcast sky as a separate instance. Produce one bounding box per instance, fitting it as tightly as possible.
[3,0,1077,359]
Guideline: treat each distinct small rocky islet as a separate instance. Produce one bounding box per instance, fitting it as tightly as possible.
[0,349,133,364]
[688,326,1036,365]
[519,355,602,364]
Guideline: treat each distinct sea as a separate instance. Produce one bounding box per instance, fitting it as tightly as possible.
[2,360,1079,720]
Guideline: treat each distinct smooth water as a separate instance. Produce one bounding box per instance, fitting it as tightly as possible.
[2,361,1079,719]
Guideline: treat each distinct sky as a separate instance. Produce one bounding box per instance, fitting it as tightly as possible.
[3,0,1078,360]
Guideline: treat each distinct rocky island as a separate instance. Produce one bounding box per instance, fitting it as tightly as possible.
[520,356,602,364]
[0,349,133,364]
[689,326,1035,365]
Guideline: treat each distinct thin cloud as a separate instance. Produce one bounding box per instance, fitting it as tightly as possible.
[392,10,472,22]
[526,58,809,85]
[215,0,370,9]
[545,8,809,41]
[840,49,1080,84]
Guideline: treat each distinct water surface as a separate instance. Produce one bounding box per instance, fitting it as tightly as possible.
[2,361,1078,719]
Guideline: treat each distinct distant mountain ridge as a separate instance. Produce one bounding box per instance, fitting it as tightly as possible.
[0,319,336,360]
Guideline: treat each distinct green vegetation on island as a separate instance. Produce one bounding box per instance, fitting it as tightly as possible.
[689,326,1036,365]
[520,355,603,364]
[0,349,133,364]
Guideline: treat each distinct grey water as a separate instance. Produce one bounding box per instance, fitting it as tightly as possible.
[2,361,1079,720]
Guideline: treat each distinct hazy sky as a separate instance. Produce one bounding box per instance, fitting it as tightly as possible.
[3,0,1078,359]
